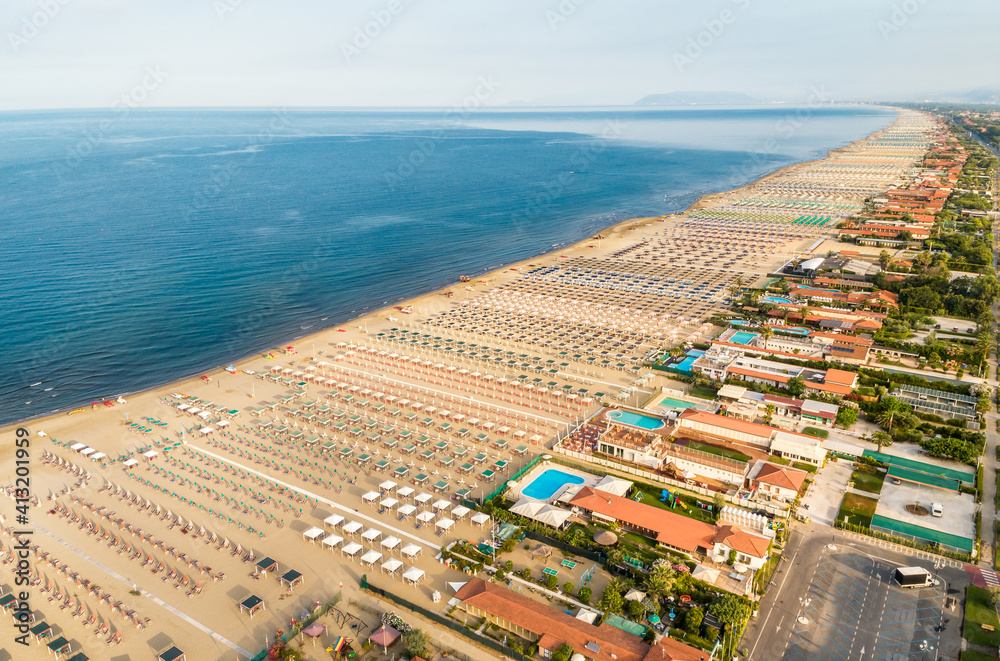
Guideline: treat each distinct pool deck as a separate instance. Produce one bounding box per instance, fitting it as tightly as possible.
[512,461,599,503]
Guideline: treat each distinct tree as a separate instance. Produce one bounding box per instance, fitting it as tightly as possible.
[627,598,646,620]
[402,629,430,658]
[873,431,893,453]
[578,586,592,604]
[708,593,749,628]
[643,571,674,602]
[685,607,704,635]
[989,585,1000,607]
[786,376,806,397]
[760,326,774,351]
[600,585,624,615]
[835,405,858,429]
[875,397,906,432]
[879,250,892,271]
[546,574,558,590]
[605,546,624,569]
[763,403,776,425]
[563,582,574,594]
[552,643,575,661]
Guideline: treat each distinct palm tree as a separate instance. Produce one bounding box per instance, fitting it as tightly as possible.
[873,430,892,453]
[643,570,675,602]
[760,326,774,351]
[875,397,905,432]
[763,403,776,425]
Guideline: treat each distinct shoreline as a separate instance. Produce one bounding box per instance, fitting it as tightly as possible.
[1,110,899,434]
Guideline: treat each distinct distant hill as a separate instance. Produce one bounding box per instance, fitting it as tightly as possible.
[634,91,758,106]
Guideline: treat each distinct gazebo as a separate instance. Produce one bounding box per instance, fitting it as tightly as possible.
[158,646,186,661]
[402,566,425,586]
[302,527,324,543]
[30,620,52,643]
[280,570,304,590]
[301,622,327,647]
[368,625,401,653]
[239,594,265,618]
[593,530,618,546]
[255,557,278,576]
[47,636,71,658]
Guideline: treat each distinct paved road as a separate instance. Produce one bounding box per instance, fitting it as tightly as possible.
[744,523,967,661]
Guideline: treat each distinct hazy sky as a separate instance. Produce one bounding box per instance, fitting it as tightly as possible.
[2,0,998,110]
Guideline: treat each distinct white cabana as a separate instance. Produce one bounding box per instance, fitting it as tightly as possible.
[509,497,572,529]
[361,491,380,505]
[302,526,324,542]
[414,493,432,507]
[322,534,344,549]
[71,442,86,451]
[381,558,404,575]
[360,550,383,566]
[396,486,415,500]
[342,521,363,536]
[217,420,230,428]
[142,450,158,458]
[361,527,383,544]
[379,498,398,511]
[416,511,435,524]
[451,505,470,520]
[91,452,107,461]
[123,459,139,467]
[324,514,345,528]
[79,447,95,457]
[378,480,397,493]
[435,518,455,532]
[402,567,425,585]
[199,426,215,434]
[400,543,421,559]
[471,512,491,528]
[397,504,417,518]
[432,499,451,512]
[381,536,401,552]
[341,542,363,558]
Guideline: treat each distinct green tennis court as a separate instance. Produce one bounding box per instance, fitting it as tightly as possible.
[864,450,974,484]
[871,514,973,553]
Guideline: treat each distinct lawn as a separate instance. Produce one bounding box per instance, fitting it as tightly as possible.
[837,492,878,528]
[850,469,885,494]
[689,386,719,401]
[801,427,829,439]
[962,650,998,661]
[632,484,716,524]
[964,585,1000,647]
[755,552,781,595]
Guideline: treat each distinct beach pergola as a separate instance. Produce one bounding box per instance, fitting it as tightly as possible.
[471,512,491,528]
[66,653,89,661]
[324,513,345,529]
[397,504,416,519]
[368,625,401,653]
[593,530,618,546]
[341,542,363,559]
[302,526,324,543]
[255,557,278,576]
[361,491,379,507]
[322,534,344,550]
[30,621,52,643]
[239,594,265,618]
[402,567,426,587]
[47,636,72,659]
[400,543,422,561]
[361,527,383,545]
[360,549,383,568]
[279,569,304,590]
[378,480,397,493]
[158,646,186,661]
[381,558,404,577]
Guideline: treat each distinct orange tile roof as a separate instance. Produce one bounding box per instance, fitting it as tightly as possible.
[643,636,708,661]
[456,578,650,661]
[713,525,771,559]
[676,410,776,439]
[569,487,717,553]
[805,381,853,396]
[824,368,857,386]
[728,366,790,384]
[755,462,808,492]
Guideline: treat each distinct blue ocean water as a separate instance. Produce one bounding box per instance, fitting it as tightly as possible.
[0,106,895,425]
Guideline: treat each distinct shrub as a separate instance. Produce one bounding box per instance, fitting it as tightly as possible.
[578,587,592,604]
[563,582,574,594]
[685,607,703,635]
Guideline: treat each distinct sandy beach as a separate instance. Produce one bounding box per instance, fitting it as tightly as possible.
[0,108,936,661]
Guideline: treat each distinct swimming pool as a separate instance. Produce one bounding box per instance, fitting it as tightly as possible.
[762,296,792,304]
[607,409,666,430]
[731,320,752,327]
[775,326,810,335]
[521,468,585,500]
[673,349,705,372]
[729,331,758,345]
[658,396,699,411]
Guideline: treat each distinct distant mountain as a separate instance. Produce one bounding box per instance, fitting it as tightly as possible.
[634,91,758,106]
[953,88,1000,104]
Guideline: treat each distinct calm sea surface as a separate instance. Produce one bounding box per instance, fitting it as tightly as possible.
[0,106,896,425]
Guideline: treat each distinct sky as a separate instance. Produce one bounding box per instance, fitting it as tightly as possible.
[1,0,998,110]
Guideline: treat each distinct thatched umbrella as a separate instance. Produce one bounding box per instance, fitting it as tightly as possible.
[593,530,618,546]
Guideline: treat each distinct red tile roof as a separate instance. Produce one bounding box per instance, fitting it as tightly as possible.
[824,369,858,386]
[569,487,717,553]
[755,462,808,492]
[643,636,709,661]
[728,366,790,384]
[676,410,776,440]
[455,578,650,661]
[713,525,771,559]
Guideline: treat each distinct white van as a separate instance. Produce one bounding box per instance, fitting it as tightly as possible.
[931,502,943,517]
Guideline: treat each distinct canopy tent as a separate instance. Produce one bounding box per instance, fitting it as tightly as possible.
[342,521,363,536]
[361,491,379,505]
[381,536,401,552]
[379,498,398,510]
[324,514,345,528]
[432,499,452,511]
[302,527,324,542]
[414,493,432,506]
[692,565,721,584]
[397,504,417,518]
[402,567,425,585]
[435,518,455,532]
[451,505,471,520]
[341,542,363,557]
[471,512,491,528]
[378,480,397,492]
[396,486,415,499]
[400,543,421,559]
[381,558,404,575]
[509,497,572,528]
[322,534,344,549]
[416,511,435,523]
[360,549,383,566]
[361,528,383,544]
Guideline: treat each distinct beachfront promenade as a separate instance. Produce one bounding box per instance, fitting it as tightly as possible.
[0,109,939,661]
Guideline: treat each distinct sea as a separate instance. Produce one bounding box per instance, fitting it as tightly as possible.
[0,105,897,426]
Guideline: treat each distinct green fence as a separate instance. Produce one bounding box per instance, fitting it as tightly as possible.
[524,529,607,564]
[363,583,534,661]
[482,454,545,504]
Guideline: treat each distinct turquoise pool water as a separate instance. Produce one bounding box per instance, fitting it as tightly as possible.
[797,285,838,293]
[521,468,585,500]
[730,331,758,345]
[775,326,810,335]
[674,349,705,372]
[762,296,792,304]
[607,409,666,430]
[731,320,752,326]
[658,396,699,411]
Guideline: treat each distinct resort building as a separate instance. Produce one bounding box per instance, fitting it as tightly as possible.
[747,461,809,501]
[769,431,826,466]
[509,498,573,529]
[675,410,774,449]
[800,400,840,426]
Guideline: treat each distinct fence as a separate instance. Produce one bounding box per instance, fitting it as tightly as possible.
[523,529,607,564]
[250,591,343,660]
[482,453,545,504]
[362,583,534,661]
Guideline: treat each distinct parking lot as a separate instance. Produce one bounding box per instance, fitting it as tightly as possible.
[784,551,945,660]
